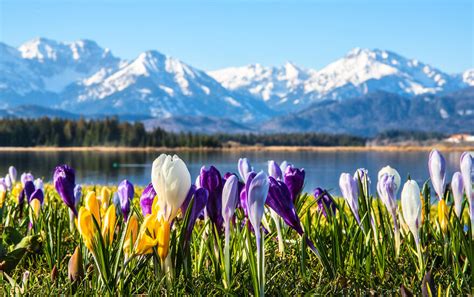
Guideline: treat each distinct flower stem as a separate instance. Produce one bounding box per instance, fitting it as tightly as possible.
[224,223,231,288]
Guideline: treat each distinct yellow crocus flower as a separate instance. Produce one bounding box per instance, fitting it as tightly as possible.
[78,207,95,251]
[12,183,23,204]
[0,189,6,208]
[438,199,448,234]
[100,187,111,214]
[123,214,139,256]
[30,198,41,219]
[85,191,101,227]
[101,204,116,245]
[135,215,170,260]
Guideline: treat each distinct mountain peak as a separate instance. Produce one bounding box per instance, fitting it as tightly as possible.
[19,37,61,61]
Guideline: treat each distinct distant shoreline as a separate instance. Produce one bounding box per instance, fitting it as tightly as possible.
[0,145,472,152]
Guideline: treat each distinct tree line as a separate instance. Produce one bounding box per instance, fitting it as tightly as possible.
[0,118,366,147]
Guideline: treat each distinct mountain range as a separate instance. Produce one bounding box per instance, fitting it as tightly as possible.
[0,37,473,136]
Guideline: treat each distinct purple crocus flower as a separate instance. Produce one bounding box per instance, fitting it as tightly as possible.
[5,174,12,190]
[184,187,209,248]
[268,160,283,180]
[29,188,44,205]
[118,179,134,221]
[222,174,240,226]
[54,165,77,216]
[140,183,156,216]
[240,172,257,216]
[246,171,269,234]
[314,188,336,217]
[24,181,36,203]
[73,185,82,209]
[284,165,305,203]
[238,158,253,182]
[266,176,303,235]
[180,185,197,215]
[451,172,464,219]
[339,173,361,226]
[8,166,17,184]
[429,149,446,200]
[21,172,34,186]
[200,166,224,231]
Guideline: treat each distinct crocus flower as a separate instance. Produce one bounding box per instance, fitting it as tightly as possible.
[140,183,156,216]
[8,166,17,183]
[74,185,82,209]
[68,247,84,282]
[222,174,239,228]
[460,152,473,238]
[184,188,209,248]
[180,185,197,215]
[268,160,283,180]
[238,158,253,182]
[460,152,472,202]
[246,171,269,297]
[280,161,289,174]
[101,204,116,245]
[314,188,336,217]
[123,214,139,258]
[377,171,401,255]
[284,165,305,203]
[377,173,398,223]
[378,166,401,193]
[200,165,224,231]
[34,178,44,191]
[0,182,6,207]
[21,172,34,186]
[151,154,191,222]
[339,173,361,225]
[354,168,370,196]
[266,176,303,235]
[221,174,239,284]
[100,187,111,213]
[85,191,101,226]
[135,215,170,260]
[29,188,44,205]
[247,171,269,233]
[54,165,77,216]
[451,172,464,218]
[240,172,257,216]
[5,174,12,190]
[118,180,134,221]
[438,199,448,234]
[78,207,95,251]
[28,189,44,225]
[401,179,422,245]
[429,149,446,200]
[23,181,35,203]
[29,198,42,222]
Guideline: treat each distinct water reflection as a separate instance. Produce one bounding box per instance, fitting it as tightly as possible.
[0,150,469,196]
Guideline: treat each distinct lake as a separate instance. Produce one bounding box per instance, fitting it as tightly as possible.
[0,149,471,196]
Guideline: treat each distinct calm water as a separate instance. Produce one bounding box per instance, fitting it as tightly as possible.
[0,150,471,195]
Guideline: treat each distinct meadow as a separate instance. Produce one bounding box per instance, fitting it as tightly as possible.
[0,150,472,295]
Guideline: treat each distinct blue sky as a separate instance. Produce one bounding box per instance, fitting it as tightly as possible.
[0,0,472,73]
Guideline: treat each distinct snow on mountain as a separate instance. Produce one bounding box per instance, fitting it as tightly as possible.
[210,48,467,111]
[0,38,471,125]
[61,50,274,122]
[463,69,474,86]
[18,37,121,92]
[208,62,314,109]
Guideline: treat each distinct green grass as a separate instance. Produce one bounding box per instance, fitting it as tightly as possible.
[0,183,472,295]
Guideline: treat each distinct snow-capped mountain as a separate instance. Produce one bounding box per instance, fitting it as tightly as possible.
[0,38,472,125]
[61,50,274,121]
[208,62,315,109]
[0,38,273,122]
[210,48,468,111]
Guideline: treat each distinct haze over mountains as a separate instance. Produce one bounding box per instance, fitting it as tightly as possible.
[0,37,473,136]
